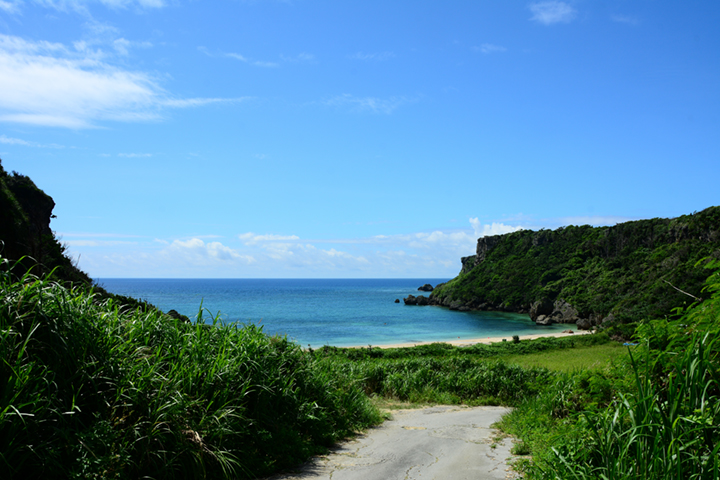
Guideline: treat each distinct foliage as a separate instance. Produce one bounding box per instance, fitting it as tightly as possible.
[432,207,720,324]
[312,332,611,362]
[311,334,614,407]
[0,259,382,479]
[499,262,720,479]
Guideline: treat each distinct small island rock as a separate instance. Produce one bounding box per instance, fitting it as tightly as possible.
[417,284,434,292]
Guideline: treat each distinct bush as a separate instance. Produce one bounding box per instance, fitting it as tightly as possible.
[0,259,382,479]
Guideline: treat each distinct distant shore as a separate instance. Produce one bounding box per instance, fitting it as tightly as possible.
[346,329,592,349]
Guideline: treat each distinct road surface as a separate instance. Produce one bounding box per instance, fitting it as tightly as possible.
[265,405,521,480]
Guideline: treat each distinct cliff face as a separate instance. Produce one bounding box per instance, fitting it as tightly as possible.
[428,207,720,328]
[0,159,91,284]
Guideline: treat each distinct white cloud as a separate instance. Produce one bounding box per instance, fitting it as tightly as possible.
[0,134,65,148]
[474,43,507,54]
[252,60,280,68]
[0,1,21,14]
[0,34,241,128]
[215,50,279,68]
[529,1,576,25]
[34,0,164,12]
[112,37,151,56]
[65,218,527,277]
[239,233,301,244]
[65,240,138,247]
[470,218,523,237]
[324,94,413,115]
[166,238,255,264]
[349,51,395,61]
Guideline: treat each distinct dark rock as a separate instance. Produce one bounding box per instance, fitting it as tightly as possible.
[460,255,477,274]
[589,313,603,326]
[602,313,616,324]
[476,235,503,263]
[416,295,430,306]
[562,329,574,334]
[458,306,470,312]
[449,300,464,310]
[403,295,417,305]
[394,298,400,303]
[417,284,434,292]
[576,318,592,330]
[552,300,580,324]
[530,299,554,321]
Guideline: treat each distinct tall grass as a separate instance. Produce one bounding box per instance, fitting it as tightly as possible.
[315,354,553,406]
[501,261,720,479]
[0,259,382,479]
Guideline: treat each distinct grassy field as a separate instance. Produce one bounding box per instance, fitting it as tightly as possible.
[501,342,628,371]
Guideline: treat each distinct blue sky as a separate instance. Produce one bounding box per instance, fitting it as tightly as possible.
[1,0,718,278]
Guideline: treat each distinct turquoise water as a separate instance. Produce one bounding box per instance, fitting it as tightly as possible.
[98,278,567,348]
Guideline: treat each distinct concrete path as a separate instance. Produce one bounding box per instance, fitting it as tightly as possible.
[265,405,521,480]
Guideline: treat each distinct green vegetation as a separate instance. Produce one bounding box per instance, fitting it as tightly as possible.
[0,159,91,285]
[3,161,719,478]
[0,259,382,479]
[0,159,160,314]
[502,343,626,372]
[432,207,720,325]
[499,261,720,479]
[2,256,718,479]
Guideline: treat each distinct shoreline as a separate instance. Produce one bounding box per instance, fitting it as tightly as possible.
[343,329,592,349]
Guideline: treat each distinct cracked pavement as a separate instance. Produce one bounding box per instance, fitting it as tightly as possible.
[264,405,521,480]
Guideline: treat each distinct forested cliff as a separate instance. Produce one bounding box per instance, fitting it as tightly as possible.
[0,159,155,311]
[426,207,720,328]
[0,159,92,283]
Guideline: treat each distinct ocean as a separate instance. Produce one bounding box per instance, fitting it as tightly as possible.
[97,278,567,348]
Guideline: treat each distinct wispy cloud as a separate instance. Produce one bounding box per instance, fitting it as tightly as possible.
[281,52,315,63]
[0,134,65,148]
[349,51,395,61]
[323,94,414,115]
[33,0,165,12]
[0,1,21,14]
[223,50,279,67]
[529,1,576,25]
[201,47,314,68]
[473,43,507,54]
[0,34,242,128]
[199,47,279,68]
[239,233,301,244]
[118,152,152,157]
[611,14,639,25]
[112,37,152,56]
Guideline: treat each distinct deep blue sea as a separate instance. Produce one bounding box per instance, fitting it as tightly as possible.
[97,278,567,348]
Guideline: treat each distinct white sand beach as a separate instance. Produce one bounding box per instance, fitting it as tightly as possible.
[348,329,592,349]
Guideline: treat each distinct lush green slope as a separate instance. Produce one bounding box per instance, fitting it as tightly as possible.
[0,263,382,479]
[499,262,720,479]
[431,206,720,325]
